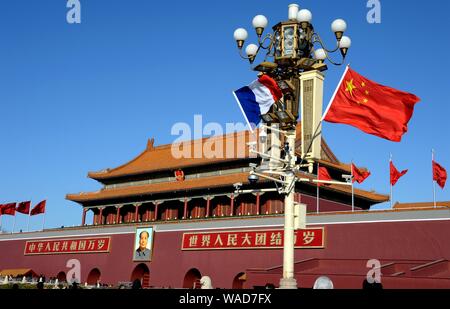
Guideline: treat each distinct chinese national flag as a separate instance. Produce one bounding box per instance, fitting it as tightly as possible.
[324,67,420,142]
[390,161,408,186]
[0,203,16,216]
[317,166,332,187]
[30,200,46,216]
[352,163,370,184]
[433,161,447,189]
[16,201,31,214]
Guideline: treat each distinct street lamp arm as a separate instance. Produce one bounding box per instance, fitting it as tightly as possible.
[311,33,340,53]
[251,171,287,185]
[312,179,352,186]
[322,52,346,66]
[238,47,258,61]
[257,33,275,50]
[285,176,297,195]
[260,124,289,135]
[311,33,347,66]
[250,149,289,164]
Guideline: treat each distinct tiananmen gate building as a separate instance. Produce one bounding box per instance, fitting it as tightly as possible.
[1,123,450,289]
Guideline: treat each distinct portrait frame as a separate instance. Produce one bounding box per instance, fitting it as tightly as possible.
[132,226,154,262]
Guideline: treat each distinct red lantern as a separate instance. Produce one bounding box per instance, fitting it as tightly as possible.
[175,170,185,182]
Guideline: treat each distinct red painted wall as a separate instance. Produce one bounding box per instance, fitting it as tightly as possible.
[1,219,449,288]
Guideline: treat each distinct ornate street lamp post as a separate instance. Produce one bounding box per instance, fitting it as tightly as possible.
[233,4,351,289]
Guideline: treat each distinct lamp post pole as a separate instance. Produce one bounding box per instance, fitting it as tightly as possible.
[280,130,298,289]
[233,3,351,289]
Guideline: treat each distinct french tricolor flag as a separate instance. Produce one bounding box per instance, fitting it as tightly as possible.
[233,75,282,130]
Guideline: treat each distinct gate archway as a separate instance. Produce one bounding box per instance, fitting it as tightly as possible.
[131,263,150,288]
[86,268,101,285]
[56,271,66,283]
[183,268,202,288]
[232,272,246,289]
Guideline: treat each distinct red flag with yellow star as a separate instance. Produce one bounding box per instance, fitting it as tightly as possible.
[323,66,420,142]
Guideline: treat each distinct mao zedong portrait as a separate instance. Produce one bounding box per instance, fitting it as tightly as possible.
[134,230,152,261]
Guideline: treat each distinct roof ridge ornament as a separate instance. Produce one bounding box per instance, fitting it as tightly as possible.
[147,138,155,151]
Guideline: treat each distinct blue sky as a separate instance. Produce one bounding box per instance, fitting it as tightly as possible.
[0,0,449,231]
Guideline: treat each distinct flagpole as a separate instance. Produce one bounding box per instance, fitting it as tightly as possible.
[232,91,255,133]
[321,64,350,122]
[432,149,437,208]
[317,163,320,214]
[12,211,16,234]
[351,161,355,212]
[42,212,46,231]
[27,204,31,232]
[390,153,393,209]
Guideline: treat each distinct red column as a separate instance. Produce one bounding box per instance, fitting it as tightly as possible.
[134,204,139,222]
[154,203,159,221]
[256,193,260,215]
[116,206,121,224]
[99,208,104,225]
[81,209,87,226]
[206,197,210,218]
[230,194,234,217]
[183,199,188,219]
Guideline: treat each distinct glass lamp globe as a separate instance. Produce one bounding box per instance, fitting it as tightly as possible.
[245,44,259,56]
[339,36,352,49]
[331,19,347,32]
[234,28,248,49]
[252,15,268,36]
[338,36,351,57]
[297,9,312,30]
[234,28,248,41]
[297,9,312,23]
[331,19,347,40]
[252,15,268,29]
[314,49,327,62]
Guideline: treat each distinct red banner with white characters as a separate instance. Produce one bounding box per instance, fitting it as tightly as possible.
[24,237,111,255]
[181,228,325,250]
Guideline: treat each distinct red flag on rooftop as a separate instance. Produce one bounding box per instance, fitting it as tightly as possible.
[30,200,46,216]
[433,161,447,189]
[16,201,31,215]
[390,161,408,186]
[352,163,370,184]
[323,66,420,142]
[0,203,16,216]
[317,166,332,187]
